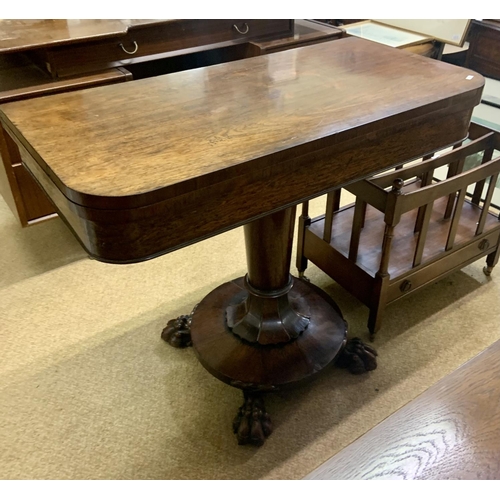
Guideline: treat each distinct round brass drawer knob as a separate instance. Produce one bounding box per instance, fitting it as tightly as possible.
[478,239,490,251]
[400,280,412,293]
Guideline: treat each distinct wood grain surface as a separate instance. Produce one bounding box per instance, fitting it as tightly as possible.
[0,37,484,262]
[0,37,483,206]
[305,339,500,480]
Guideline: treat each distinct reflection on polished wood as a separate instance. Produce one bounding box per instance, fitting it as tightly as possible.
[247,19,342,55]
[305,339,500,479]
[0,19,293,79]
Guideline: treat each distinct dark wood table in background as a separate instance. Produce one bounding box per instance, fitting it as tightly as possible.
[0,37,484,446]
[0,19,342,227]
[466,19,500,80]
[3,19,336,226]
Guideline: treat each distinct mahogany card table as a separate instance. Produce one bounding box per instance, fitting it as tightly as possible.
[0,37,483,446]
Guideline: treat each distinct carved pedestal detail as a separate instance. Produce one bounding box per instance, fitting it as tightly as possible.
[226,275,310,345]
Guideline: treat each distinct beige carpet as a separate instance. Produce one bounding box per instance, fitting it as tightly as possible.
[1,192,499,480]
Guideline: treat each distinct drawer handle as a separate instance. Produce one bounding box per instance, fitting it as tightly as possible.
[119,41,139,55]
[233,23,250,35]
[479,239,490,251]
[400,280,412,293]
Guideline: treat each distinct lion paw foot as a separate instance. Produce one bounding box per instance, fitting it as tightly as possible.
[161,314,192,348]
[335,337,378,374]
[233,394,273,446]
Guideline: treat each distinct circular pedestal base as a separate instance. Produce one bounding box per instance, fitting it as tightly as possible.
[190,276,347,391]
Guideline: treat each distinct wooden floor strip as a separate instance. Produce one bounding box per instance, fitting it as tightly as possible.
[304,339,500,480]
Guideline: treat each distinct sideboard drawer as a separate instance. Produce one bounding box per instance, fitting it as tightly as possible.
[248,20,342,55]
[42,19,294,78]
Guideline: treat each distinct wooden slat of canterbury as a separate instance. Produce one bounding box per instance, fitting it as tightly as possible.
[476,172,499,235]
[346,180,388,213]
[472,147,495,205]
[445,188,467,250]
[413,168,434,234]
[401,157,500,214]
[323,190,340,243]
[444,147,465,220]
[0,37,483,210]
[307,192,499,279]
[305,339,500,480]
[412,200,434,267]
[348,198,366,261]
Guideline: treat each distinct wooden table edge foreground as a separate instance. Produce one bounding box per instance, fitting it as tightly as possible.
[304,338,500,480]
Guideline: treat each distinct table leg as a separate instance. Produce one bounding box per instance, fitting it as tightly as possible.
[162,206,377,445]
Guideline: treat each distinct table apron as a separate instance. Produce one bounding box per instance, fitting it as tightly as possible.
[15,105,472,263]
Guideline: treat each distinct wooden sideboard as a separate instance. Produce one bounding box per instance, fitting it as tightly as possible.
[466,19,500,80]
[1,19,343,227]
[246,19,342,56]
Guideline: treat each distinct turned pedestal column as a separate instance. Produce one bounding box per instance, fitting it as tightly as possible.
[161,206,377,445]
[190,206,348,389]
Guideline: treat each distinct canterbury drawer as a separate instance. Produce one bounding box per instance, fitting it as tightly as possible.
[41,19,294,78]
[387,230,500,303]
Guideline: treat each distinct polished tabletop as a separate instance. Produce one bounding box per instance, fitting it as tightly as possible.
[0,37,484,262]
[0,37,484,209]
